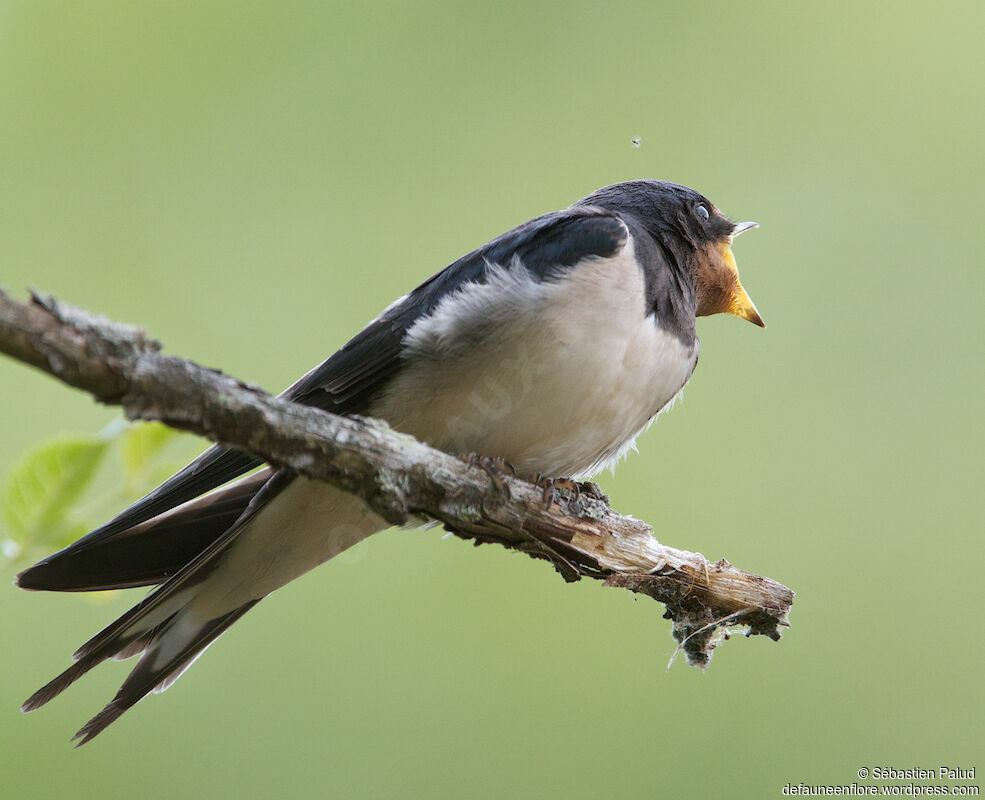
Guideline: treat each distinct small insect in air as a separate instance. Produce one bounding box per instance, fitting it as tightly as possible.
[631,136,642,148]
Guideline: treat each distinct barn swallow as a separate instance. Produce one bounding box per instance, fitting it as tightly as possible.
[16,179,763,743]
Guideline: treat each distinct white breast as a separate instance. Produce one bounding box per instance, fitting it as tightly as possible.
[372,236,699,478]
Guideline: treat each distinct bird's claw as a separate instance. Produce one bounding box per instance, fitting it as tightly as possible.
[575,481,609,504]
[462,453,516,500]
[533,476,609,509]
[532,475,574,509]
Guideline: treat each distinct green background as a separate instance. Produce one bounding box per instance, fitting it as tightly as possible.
[1,2,982,797]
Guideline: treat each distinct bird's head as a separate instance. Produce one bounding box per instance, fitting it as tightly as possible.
[580,180,764,327]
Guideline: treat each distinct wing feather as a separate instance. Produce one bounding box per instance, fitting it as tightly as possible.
[17,206,628,591]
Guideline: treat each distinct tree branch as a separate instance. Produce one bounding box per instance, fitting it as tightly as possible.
[0,288,793,667]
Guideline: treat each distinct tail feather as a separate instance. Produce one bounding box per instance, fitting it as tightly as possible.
[67,470,291,666]
[111,630,161,662]
[16,470,269,592]
[22,659,107,714]
[19,444,262,570]
[21,615,178,713]
[22,470,295,742]
[70,601,259,747]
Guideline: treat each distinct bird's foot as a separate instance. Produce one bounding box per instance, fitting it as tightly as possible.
[574,481,609,503]
[533,475,577,509]
[533,476,609,510]
[462,454,516,500]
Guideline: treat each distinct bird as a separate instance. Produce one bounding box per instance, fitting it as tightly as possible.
[15,179,763,744]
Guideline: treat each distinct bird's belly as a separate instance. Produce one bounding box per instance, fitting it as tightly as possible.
[374,251,698,478]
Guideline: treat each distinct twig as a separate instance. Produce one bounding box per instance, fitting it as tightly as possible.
[0,288,793,667]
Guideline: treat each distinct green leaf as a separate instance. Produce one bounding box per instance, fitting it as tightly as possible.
[119,421,177,479]
[0,434,109,550]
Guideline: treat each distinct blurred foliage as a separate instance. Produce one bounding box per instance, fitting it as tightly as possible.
[0,432,108,563]
[0,422,186,568]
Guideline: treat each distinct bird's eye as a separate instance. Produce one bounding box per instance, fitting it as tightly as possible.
[696,204,709,221]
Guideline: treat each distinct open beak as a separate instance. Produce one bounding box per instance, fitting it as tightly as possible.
[731,220,759,238]
[725,222,765,327]
[729,280,765,327]
[698,224,765,327]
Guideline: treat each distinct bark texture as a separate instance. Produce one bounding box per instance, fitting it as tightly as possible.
[0,288,793,667]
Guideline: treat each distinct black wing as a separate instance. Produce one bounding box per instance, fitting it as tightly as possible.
[285,205,628,412]
[16,205,627,588]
